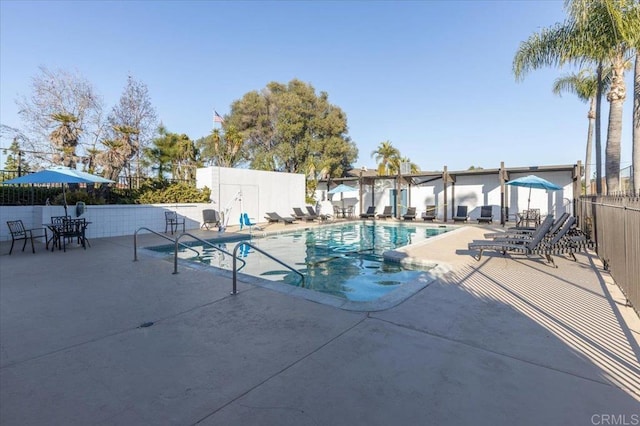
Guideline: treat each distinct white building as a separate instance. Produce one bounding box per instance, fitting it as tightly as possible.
[196,166,306,227]
[316,163,580,223]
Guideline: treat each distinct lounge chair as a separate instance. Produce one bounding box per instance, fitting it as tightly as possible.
[484,213,568,240]
[477,206,494,224]
[201,209,221,230]
[527,216,593,267]
[360,206,376,219]
[452,205,469,222]
[165,211,185,235]
[264,212,295,224]
[7,220,48,254]
[306,206,330,221]
[421,205,436,221]
[292,207,315,221]
[377,205,393,220]
[538,218,594,267]
[402,207,417,221]
[467,214,555,262]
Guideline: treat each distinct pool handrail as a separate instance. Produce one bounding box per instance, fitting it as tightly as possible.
[174,232,246,275]
[231,241,305,295]
[133,227,200,261]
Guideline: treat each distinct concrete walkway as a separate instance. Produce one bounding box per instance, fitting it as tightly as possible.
[1,222,638,425]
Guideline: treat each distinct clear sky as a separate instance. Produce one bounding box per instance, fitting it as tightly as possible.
[0,0,635,173]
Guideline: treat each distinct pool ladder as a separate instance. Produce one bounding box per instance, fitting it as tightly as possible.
[133,228,303,295]
[231,242,304,295]
[133,228,246,274]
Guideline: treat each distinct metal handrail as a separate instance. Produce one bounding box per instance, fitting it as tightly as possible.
[133,227,199,261]
[231,241,305,295]
[174,232,246,274]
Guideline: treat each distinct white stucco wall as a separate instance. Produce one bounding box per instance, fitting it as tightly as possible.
[196,166,306,226]
[0,203,211,242]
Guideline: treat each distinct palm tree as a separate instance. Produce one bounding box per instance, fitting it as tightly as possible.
[49,112,80,168]
[514,0,637,194]
[371,140,400,175]
[552,70,599,194]
[400,156,420,173]
[568,0,639,193]
[634,55,639,192]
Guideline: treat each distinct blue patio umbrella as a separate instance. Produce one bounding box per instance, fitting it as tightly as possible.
[328,183,358,212]
[328,183,358,194]
[4,166,113,215]
[506,175,562,212]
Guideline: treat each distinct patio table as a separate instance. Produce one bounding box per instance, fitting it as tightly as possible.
[516,209,540,228]
[46,219,91,252]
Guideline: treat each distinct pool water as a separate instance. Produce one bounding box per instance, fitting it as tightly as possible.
[150,222,450,302]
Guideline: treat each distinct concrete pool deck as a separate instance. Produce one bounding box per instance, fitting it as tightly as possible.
[1,220,639,425]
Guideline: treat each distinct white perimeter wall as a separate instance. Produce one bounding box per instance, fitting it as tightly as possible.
[196,166,306,226]
[0,203,211,242]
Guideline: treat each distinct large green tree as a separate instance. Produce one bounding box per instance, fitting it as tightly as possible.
[143,126,198,181]
[225,79,358,180]
[2,138,31,176]
[197,125,246,168]
[514,0,638,194]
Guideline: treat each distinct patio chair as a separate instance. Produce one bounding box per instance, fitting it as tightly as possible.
[241,213,260,232]
[165,211,185,235]
[377,205,393,220]
[467,214,556,262]
[54,218,89,252]
[201,209,221,230]
[293,207,314,221]
[477,206,494,224]
[306,206,330,221]
[360,206,376,219]
[7,220,48,254]
[402,207,417,221]
[452,205,469,222]
[421,205,436,221]
[264,212,295,224]
[49,215,71,249]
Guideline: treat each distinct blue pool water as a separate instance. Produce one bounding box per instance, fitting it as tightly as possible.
[149,222,450,302]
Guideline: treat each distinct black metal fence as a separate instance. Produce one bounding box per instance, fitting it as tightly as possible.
[576,194,640,315]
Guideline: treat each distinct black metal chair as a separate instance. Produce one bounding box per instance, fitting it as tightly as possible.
[6,220,48,254]
[201,209,221,230]
[360,206,376,219]
[453,205,469,223]
[55,218,88,252]
[477,206,494,224]
[165,211,185,234]
[49,215,71,249]
[422,205,437,221]
[402,207,417,221]
[377,206,393,220]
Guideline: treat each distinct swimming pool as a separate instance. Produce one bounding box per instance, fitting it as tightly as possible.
[148,222,451,306]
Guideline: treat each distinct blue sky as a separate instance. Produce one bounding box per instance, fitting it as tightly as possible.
[0,0,635,173]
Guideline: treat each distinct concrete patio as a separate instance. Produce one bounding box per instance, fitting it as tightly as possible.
[1,221,638,425]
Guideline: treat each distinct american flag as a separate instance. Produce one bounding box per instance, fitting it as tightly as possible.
[214,111,224,123]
